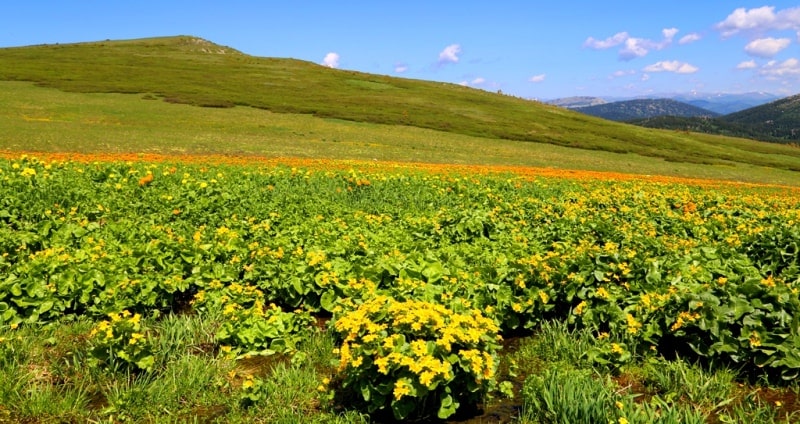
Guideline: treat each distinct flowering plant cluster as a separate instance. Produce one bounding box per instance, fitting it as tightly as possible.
[192,280,315,357]
[330,295,502,420]
[88,310,155,372]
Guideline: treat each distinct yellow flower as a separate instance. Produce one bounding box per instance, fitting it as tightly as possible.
[411,340,428,357]
[375,357,390,374]
[538,290,549,304]
[129,332,145,345]
[419,371,436,387]
[393,379,412,400]
[626,313,641,334]
[242,377,255,389]
[611,343,624,354]
[619,418,629,424]
[749,331,762,348]
[574,301,587,315]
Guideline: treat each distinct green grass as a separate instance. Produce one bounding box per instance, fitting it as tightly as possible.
[0,315,362,423]
[3,81,800,185]
[2,35,800,178]
[510,322,800,424]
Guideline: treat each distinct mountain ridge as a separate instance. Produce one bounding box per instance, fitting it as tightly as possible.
[574,98,718,121]
[547,92,780,115]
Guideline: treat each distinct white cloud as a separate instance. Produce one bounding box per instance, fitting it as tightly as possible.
[716,6,800,37]
[744,37,791,58]
[641,73,651,81]
[643,60,699,74]
[760,57,800,77]
[528,74,546,83]
[459,77,489,87]
[394,63,408,73]
[736,60,758,69]
[583,32,629,49]
[678,33,701,45]
[438,44,461,64]
[586,28,679,60]
[322,52,340,68]
[610,69,636,79]
[619,38,650,60]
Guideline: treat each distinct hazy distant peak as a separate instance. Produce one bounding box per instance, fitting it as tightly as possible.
[546,96,607,108]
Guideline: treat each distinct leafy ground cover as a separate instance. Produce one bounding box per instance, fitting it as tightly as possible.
[1,153,799,422]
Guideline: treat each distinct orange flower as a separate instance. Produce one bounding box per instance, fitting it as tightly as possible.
[138,173,154,186]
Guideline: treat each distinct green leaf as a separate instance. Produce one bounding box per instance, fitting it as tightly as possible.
[320,289,337,312]
[437,393,458,419]
[391,398,416,421]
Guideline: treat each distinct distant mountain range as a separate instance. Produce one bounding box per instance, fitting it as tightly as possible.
[632,94,800,144]
[574,99,718,121]
[545,92,800,145]
[547,92,780,115]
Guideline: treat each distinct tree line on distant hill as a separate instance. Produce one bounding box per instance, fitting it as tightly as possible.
[576,96,800,145]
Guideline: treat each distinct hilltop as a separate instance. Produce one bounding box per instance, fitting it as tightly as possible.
[1,36,800,178]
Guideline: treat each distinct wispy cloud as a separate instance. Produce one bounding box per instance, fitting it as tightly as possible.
[610,69,636,79]
[678,33,701,45]
[438,44,461,65]
[583,32,628,49]
[321,52,340,68]
[736,60,758,69]
[716,6,800,38]
[394,63,408,73]
[760,58,800,78]
[528,74,546,83]
[643,60,699,74]
[744,37,791,58]
[585,28,680,61]
[459,77,487,87]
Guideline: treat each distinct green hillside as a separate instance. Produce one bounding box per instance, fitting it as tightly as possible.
[632,95,800,145]
[721,94,800,142]
[2,35,800,176]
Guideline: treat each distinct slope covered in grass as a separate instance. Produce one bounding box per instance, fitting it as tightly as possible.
[2,35,800,173]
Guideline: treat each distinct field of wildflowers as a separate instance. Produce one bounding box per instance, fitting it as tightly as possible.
[0,152,798,421]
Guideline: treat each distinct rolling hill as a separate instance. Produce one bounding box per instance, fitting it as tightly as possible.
[632,94,800,145]
[574,99,718,121]
[2,35,800,178]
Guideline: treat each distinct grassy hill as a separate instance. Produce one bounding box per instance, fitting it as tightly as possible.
[575,99,718,121]
[2,35,800,181]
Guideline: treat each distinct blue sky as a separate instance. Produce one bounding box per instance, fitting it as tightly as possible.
[3,1,800,99]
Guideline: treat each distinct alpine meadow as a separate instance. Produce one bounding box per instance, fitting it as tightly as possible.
[0,36,799,423]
